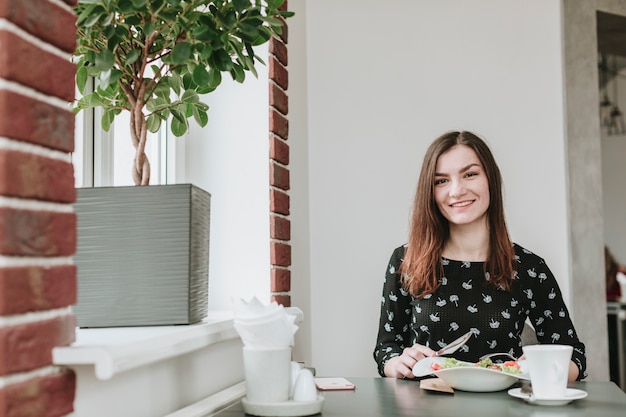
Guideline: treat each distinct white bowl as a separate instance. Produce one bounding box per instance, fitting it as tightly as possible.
[413,357,529,392]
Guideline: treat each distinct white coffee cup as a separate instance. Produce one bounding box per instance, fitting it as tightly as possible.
[522,344,573,399]
[243,346,292,403]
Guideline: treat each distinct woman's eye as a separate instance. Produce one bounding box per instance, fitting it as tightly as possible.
[435,178,447,185]
[465,172,478,178]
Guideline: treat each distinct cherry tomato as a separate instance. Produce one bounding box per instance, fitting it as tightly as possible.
[503,361,520,369]
[431,363,442,371]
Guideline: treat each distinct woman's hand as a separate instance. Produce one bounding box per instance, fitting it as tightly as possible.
[384,344,437,378]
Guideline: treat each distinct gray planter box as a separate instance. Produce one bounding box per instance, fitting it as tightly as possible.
[73,184,210,327]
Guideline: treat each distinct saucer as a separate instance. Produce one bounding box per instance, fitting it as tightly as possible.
[507,387,588,406]
[241,395,324,416]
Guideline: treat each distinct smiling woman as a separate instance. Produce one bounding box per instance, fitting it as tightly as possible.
[374,131,587,383]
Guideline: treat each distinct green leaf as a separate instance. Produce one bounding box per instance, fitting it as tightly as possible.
[83,92,106,107]
[147,113,162,133]
[100,12,114,26]
[259,16,284,27]
[169,72,183,95]
[207,67,222,88]
[76,66,89,94]
[78,7,105,28]
[95,49,115,71]
[144,21,155,36]
[101,108,115,132]
[118,0,134,13]
[109,69,123,85]
[233,0,251,11]
[170,107,186,124]
[97,69,111,89]
[238,22,260,42]
[125,49,141,66]
[195,102,209,112]
[192,105,209,127]
[267,0,285,8]
[213,49,233,71]
[171,42,192,65]
[153,81,171,99]
[199,45,213,60]
[192,65,210,87]
[230,64,245,83]
[252,26,273,45]
[193,25,217,42]
[132,0,148,7]
[146,97,168,112]
[170,117,188,137]
[181,89,199,104]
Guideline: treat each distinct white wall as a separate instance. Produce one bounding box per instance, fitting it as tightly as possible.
[291,0,572,377]
[184,44,271,310]
[178,0,612,380]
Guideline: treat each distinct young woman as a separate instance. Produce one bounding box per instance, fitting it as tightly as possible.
[373,131,586,381]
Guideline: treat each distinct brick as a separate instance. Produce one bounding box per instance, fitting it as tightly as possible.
[270,136,289,165]
[270,215,290,240]
[0,368,75,417]
[0,90,75,152]
[0,208,76,257]
[0,149,75,203]
[269,108,289,140]
[0,314,75,375]
[270,56,288,91]
[271,294,290,307]
[0,30,76,102]
[270,241,291,267]
[0,265,77,315]
[269,37,288,67]
[0,0,77,53]
[271,268,290,292]
[270,162,290,191]
[269,82,288,116]
[270,189,289,215]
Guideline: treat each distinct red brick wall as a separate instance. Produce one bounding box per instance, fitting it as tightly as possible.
[269,1,291,307]
[0,0,77,415]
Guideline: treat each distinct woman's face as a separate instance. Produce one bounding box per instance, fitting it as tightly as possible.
[433,144,490,227]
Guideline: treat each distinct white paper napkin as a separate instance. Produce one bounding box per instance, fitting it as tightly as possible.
[233,297,299,348]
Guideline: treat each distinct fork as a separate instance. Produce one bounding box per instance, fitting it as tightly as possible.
[478,352,518,362]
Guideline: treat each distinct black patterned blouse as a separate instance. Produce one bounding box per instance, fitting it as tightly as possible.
[373,243,587,379]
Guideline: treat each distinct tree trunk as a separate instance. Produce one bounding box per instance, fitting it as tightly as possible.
[130,107,151,185]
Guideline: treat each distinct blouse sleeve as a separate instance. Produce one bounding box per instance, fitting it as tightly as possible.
[523,252,587,380]
[373,246,414,377]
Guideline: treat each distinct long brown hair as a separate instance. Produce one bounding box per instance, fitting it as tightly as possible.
[400,131,516,297]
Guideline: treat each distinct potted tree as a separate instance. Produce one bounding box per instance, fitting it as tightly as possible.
[72,0,293,327]
[74,0,292,185]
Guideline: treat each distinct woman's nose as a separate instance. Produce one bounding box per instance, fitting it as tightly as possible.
[449,180,466,198]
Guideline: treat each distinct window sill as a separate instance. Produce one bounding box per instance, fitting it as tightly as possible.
[53,308,303,380]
